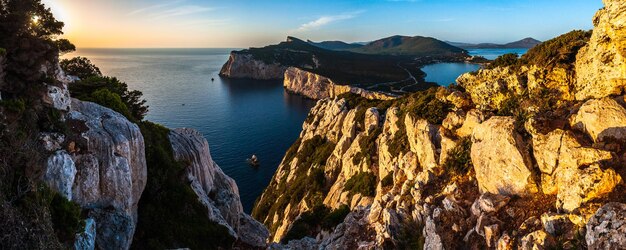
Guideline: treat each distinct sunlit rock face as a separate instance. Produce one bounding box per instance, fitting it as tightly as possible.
[168,128,269,248]
[283,67,396,100]
[219,52,287,80]
[575,0,626,100]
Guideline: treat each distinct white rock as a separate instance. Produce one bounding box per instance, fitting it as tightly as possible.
[586,202,626,249]
[44,150,76,200]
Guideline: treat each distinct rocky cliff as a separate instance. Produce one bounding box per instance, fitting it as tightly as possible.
[284,67,396,100]
[219,52,287,80]
[168,128,269,247]
[256,0,626,248]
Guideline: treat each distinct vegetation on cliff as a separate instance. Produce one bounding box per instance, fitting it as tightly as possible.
[348,35,468,57]
[131,122,234,249]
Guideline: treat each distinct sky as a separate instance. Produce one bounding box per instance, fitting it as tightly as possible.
[41,0,604,48]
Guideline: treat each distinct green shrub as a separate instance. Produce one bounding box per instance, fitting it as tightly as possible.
[381,172,394,188]
[443,137,472,175]
[70,76,148,122]
[521,30,592,70]
[60,57,102,79]
[49,193,84,242]
[344,172,377,197]
[0,98,26,114]
[0,47,6,56]
[487,53,519,69]
[132,121,235,249]
[282,204,350,243]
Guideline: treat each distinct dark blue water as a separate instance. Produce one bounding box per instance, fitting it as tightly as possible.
[422,48,529,86]
[64,49,317,212]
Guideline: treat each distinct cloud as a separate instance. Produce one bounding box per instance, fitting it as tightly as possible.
[127,0,184,16]
[148,5,214,20]
[297,11,365,32]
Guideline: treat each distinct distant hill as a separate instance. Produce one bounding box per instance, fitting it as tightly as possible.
[307,40,364,50]
[448,38,542,49]
[348,35,468,57]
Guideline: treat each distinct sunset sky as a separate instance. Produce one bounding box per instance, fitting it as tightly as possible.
[42,0,603,48]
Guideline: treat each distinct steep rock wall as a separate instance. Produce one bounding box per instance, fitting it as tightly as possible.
[219,52,287,80]
[284,67,396,100]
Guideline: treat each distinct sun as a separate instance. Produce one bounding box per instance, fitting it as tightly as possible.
[42,0,72,31]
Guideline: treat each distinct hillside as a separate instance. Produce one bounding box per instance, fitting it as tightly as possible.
[307,40,364,50]
[348,35,469,57]
[449,37,542,49]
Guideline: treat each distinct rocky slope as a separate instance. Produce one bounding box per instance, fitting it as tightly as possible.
[36,66,267,249]
[255,0,626,248]
[284,67,396,100]
[219,52,287,80]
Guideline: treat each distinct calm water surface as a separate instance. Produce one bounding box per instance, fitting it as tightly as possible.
[64,48,317,212]
[423,48,529,86]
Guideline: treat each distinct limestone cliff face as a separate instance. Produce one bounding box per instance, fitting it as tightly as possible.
[168,128,269,248]
[261,1,626,248]
[283,67,396,100]
[575,0,626,100]
[219,52,287,80]
[43,98,147,250]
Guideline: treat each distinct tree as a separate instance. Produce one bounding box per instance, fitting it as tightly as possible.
[55,38,75,55]
[60,57,102,79]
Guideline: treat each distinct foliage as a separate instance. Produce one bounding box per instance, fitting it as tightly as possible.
[497,93,530,128]
[282,204,350,243]
[344,172,377,197]
[60,57,102,79]
[443,137,473,175]
[381,171,394,188]
[69,76,148,122]
[487,53,519,69]
[54,38,75,55]
[49,192,85,242]
[0,0,66,94]
[0,98,26,114]
[132,121,235,250]
[395,220,425,249]
[0,47,5,56]
[520,30,592,70]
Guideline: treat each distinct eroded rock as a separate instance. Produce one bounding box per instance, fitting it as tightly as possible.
[586,202,626,249]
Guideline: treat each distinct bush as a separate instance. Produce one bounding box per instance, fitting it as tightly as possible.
[0,98,26,114]
[132,121,235,249]
[521,30,592,70]
[282,204,350,243]
[344,172,377,197]
[69,76,148,122]
[60,57,102,79]
[49,193,84,242]
[443,137,472,175]
[0,47,6,56]
[487,53,519,69]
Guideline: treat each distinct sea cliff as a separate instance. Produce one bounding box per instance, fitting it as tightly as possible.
[255,0,626,248]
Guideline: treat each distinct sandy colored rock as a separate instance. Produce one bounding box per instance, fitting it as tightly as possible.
[556,164,621,212]
[569,98,626,143]
[575,0,626,100]
[405,114,440,172]
[471,116,537,196]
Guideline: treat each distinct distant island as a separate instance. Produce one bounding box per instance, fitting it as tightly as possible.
[447,37,542,49]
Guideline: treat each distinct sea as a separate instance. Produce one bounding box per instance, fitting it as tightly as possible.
[422,48,529,86]
[64,47,523,212]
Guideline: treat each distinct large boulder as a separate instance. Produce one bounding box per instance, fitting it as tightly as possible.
[67,99,147,249]
[456,67,525,110]
[471,117,537,196]
[586,202,626,249]
[43,150,76,200]
[169,128,269,247]
[569,98,626,143]
[575,0,626,100]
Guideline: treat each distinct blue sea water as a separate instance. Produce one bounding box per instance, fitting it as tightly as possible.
[422,48,529,86]
[64,48,317,213]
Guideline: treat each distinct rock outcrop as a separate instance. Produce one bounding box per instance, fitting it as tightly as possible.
[168,128,269,248]
[63,98,147,250]
[219,52,287,80]
[586,202,626,249]
[471,116,537,196]
[575,0,626,100]
[284,67,396,100]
